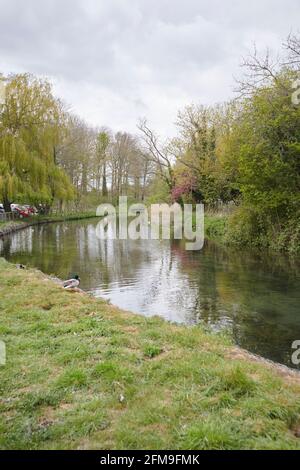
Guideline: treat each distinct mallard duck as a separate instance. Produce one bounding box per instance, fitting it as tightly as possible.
[63,275,80,289]
[16,264,26,270]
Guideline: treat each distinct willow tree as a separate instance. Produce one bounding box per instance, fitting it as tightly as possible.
[0,73,74,212]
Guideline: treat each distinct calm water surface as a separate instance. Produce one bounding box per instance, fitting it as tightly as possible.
[1,218,300,369]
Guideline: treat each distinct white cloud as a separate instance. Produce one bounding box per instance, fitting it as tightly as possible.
[0,0,298,137]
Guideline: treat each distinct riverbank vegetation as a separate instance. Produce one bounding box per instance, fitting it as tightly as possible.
[140,36,300,254]
[1,34,299,252]
[1,258,300,450]
[0,212,98,237]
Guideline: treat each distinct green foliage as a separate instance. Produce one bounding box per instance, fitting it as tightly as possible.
[219,72,300,251]
[143,344,163,359]
[226,205,300,254]
[56,368,88,390]
[272,211,300,254]
[226,75,300,215]
[205,216,228,239]
[0,73,74,208]
[146,176,171,204]
[173,104,240,207]
[173,69,300,253]
[226,206,269,247]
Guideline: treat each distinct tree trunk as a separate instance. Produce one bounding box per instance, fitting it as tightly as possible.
[102,163,108,197]
[3,197,11,213]
[81,164,88,194]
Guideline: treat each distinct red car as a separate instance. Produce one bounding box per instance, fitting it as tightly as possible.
[24,205,38,216]
[15,206,30,218]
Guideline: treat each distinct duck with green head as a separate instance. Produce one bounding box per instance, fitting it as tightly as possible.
[63,275,80,289]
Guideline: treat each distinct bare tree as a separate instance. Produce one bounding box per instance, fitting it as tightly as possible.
[137,119,175,190]
[59,117,156,203]
[284,33,300,69]
[235,34,300,97]
[93,128,111,196]
[234,45,284,96]
[57,115,95,194]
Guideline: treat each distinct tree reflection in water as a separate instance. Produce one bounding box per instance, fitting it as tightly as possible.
[1,219,299,369]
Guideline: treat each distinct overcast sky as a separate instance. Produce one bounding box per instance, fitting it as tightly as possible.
[0,0,299,137]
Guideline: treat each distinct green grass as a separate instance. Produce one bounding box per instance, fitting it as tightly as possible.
[205,215,228,240]
[0,220,25,230]
[190,214,228,242]
[0,212,97,233]
[0,258,300,450]
[38,211,97,223]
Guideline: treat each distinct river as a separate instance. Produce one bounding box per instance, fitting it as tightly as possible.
[1,218,299,369]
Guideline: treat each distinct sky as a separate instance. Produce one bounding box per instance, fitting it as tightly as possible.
[0,0,299,137]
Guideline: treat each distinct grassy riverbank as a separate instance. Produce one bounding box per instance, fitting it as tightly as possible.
[205,215,228,241]
[0,212,97,236]
[205,214,300,255]
[1,259,300,450]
